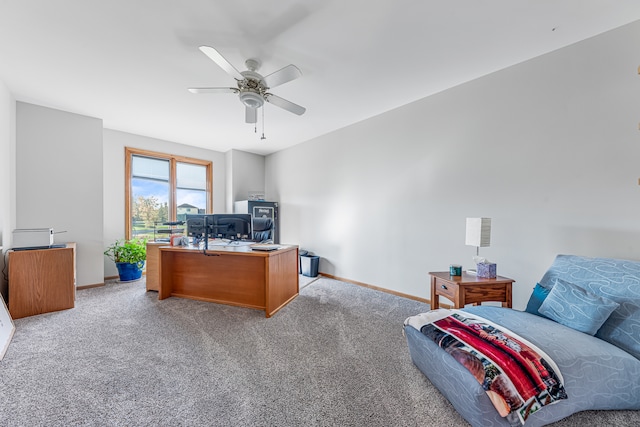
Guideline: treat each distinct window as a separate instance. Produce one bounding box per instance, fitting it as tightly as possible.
[125,147,212,240]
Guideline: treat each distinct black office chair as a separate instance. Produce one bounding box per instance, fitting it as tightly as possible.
[252,217,274,243]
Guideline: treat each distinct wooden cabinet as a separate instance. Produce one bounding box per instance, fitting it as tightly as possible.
[8,243,76,319]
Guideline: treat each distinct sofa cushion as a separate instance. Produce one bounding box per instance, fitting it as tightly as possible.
[524,283,551,318]
[539,255,640,359]
[538,279,619,335]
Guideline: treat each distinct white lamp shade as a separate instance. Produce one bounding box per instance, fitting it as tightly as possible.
[465,218,491,247]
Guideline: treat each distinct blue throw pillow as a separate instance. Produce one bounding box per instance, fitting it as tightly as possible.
[524,283,551,318]
[538,279,620,335]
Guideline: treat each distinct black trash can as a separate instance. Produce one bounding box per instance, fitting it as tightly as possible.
[300,254,319,277]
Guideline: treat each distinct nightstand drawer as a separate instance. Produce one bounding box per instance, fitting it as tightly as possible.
[434,280,456,300]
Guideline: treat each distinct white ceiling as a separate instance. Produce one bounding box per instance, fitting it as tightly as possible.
[1,1,640,155]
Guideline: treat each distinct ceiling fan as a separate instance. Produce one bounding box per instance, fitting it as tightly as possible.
[188,45,306,124]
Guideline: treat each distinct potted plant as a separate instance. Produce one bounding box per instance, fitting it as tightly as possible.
[104,238,147,282]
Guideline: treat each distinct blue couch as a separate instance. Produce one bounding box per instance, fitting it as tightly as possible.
[404,254,640,426]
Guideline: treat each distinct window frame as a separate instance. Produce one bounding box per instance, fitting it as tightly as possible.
[125,147,213,240]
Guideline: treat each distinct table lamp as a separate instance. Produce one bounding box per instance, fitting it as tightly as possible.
[465,217,491,274]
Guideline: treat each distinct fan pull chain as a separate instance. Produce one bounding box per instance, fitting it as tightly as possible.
[261,106,266,140]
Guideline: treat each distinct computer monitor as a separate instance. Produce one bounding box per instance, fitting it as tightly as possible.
[211,214,252,241]
[185,214,208,242]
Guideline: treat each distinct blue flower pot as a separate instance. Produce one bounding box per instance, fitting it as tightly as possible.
[116,262,144,282]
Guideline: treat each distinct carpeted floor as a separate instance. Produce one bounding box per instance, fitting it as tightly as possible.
[0,277,638,426]
[298,273,320,290]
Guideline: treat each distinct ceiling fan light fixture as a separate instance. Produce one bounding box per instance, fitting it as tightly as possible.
[189,46,305,122]
[239,91,264,109]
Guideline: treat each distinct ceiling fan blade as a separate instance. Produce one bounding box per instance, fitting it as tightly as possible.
[199,46,244,81]
[263,64,302,89]
[265,94,306,116]
[245,106,257,124]
[188,87,238,94]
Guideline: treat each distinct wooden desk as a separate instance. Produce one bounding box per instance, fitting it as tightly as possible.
[145,242,165,292]
[429,271,514,309]
[8,243,76,319]
[156,244,299,317]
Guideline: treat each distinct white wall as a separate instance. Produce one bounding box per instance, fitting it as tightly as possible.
[16,102,104,287]
[266,21,640,309]
[225,149,266,212]
[0,78,15,299]
[103,129,227,277]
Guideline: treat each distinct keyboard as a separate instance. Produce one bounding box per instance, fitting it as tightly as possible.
[250,244,281,251]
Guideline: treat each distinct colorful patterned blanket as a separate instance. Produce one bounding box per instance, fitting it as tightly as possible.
[405,309,567,425]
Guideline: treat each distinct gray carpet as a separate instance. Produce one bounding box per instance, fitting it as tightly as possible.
[298,273,320,290]
[0,277,638,426]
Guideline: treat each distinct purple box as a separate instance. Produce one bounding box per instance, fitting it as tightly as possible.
[476,262,497,278]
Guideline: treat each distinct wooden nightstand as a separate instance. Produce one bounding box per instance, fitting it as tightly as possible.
[429,271,514,309]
